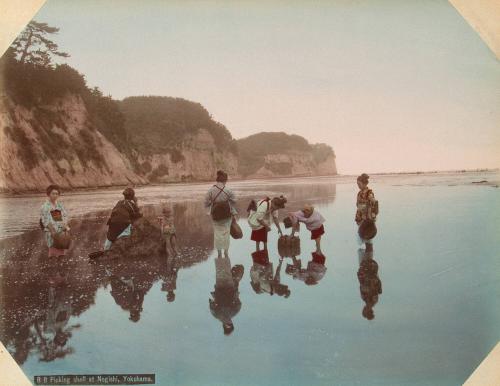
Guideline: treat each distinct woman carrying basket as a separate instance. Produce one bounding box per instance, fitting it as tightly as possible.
[40,184,71,257]
[204,170,238,258]
[355,173,379,250]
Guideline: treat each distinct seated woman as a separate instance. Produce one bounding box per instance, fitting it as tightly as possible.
[104,188,142,250]
[289,204,326,255]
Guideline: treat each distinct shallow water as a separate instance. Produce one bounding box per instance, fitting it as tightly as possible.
[0,173,499,386]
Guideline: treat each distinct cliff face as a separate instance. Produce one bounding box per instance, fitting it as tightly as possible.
[0,94,239,192]
[237,132,337,178]
[0,94,146,192]
[0,48,337,193]
[248,152,337,178]
[316,154,338,175]
[0,94,336,193]
[135,128,238,183]
[117,95,239,183]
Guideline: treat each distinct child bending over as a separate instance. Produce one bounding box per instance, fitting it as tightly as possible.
[289,204,325,255]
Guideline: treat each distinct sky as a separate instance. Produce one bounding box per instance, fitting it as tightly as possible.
[32,0,499,174]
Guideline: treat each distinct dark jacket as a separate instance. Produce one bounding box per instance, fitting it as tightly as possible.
[106,199,142,241]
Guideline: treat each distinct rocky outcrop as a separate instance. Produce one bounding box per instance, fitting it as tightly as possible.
[135,129,239,183]
[0,94,337,193]
[0,51,338,193]
[248,152,337,178]
[101,217,161,260]
[0,94,239,192]
[0,94,146,192]
[316,154,338,175]
[237,132,337,178]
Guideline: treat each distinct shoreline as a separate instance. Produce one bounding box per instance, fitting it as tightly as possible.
[0,168,498,197]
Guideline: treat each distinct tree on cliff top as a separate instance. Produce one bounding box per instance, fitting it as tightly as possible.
[11,20,69,67]
[236,132,335,177]
[119,96,238,155]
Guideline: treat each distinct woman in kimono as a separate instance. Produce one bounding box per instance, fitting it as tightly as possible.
[204,170,238,258]
[247,196,286,251]
[40,185,70,257]
[104,187,142,251]
[209,255,244,335]
[357,247,382,320]
[355,173,378,249]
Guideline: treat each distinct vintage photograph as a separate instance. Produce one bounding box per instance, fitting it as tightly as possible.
[0,1,499,385]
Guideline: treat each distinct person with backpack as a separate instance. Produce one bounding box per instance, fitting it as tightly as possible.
[355,173,378,248]
[40,184,70,257]
[247,196,287,251]
[209,255,244,335]
[104,188,142,250]
[204,170,237,258]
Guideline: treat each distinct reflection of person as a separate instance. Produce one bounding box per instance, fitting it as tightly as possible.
[160,250,178,303]
[289,204,325,254]
[248,196,287,251]
[107,260,155,322]
[357,248,382,320]
[104,188,142,250]
[209,256,243,335]
[110,276,146,322]
[158,204,180,255]
[33,282,77,362]
[40,184,70,257]
[204,170,238,258]
[250,249,290,297]
[355,173,378,248]
[285,252,327,286]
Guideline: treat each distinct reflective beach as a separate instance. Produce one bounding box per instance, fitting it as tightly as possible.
[0,172,499,386]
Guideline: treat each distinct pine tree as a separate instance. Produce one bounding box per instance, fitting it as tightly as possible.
[10,20,69,67]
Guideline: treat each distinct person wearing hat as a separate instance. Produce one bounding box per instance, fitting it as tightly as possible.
[355,173,378,248]
[103,187,142,250]
[289,204,325,255]
[247,195,287,251]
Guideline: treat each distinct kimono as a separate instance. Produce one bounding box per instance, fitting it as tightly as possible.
[204,183,237,250]
[290,209,326,240]
[248,198,278,243]
[40,200,69,256]
[355,188,377,225]
[209,257,242,332]
[357,250,382,320]
[159,215,176,236]
[104,199,142,250]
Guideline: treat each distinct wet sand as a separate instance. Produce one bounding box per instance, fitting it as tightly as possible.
[0,172,498,386]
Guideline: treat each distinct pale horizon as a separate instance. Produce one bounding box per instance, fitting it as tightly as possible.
[28,0,500,175]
